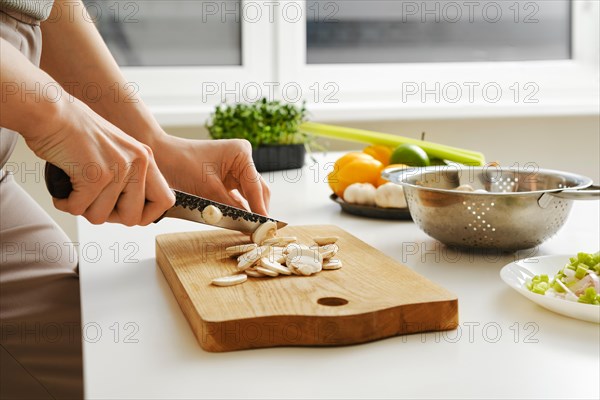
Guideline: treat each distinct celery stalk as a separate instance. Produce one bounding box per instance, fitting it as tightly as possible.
[575,265,588,279]
[578,287,600,305]
[300,122,486,166]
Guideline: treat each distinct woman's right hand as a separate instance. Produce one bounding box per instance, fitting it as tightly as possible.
[24,97,175,226]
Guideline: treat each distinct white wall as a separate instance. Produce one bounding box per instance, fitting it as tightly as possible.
[169,115,600,180]
[8,115,599,240]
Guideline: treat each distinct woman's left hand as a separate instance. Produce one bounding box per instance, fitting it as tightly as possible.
[153,135,270,216]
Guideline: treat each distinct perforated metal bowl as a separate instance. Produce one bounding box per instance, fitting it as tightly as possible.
[383,166,599,251]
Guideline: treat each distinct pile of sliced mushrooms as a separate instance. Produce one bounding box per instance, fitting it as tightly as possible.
[211,221,341,287]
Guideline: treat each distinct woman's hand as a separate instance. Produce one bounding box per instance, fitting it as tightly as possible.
[24,98,175,226]
[36,0,269,217]
[153,135,270,216]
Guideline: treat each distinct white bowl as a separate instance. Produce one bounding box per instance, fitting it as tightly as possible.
[500,255,600,323]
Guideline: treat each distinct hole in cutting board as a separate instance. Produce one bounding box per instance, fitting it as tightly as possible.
[317,297,349,307]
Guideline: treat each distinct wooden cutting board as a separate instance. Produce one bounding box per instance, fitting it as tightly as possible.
[156,225,458,352]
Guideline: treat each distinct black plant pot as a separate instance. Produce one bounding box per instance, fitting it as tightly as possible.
[251,144,306,172]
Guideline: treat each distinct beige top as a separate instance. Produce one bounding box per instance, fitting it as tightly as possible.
[0,8,43,168]
[0,0,54,21]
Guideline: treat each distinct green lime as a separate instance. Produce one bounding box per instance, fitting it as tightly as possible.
[429,158,447,166]
[390,144,430,167]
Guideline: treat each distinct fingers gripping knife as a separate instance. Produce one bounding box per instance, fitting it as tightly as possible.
[44,163,286,234]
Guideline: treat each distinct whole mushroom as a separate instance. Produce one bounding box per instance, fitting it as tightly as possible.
[374,183,407,208]
[343,183,377,206]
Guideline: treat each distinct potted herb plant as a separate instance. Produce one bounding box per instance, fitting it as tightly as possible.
[206,98,309,172]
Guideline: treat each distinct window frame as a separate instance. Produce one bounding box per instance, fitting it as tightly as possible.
[120,0,599,126]
[120,0,275,126]
[276,0,599,121]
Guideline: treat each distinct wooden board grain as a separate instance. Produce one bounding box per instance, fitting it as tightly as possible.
[156,225,458,352]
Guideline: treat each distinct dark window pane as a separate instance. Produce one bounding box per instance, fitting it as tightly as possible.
[307,0,571,64]
[85,0,242,66]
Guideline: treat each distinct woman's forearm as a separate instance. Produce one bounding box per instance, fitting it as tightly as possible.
[0,38,65,140]
[40,0,165,148]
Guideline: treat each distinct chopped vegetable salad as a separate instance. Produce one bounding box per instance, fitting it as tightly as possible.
[527,252,600,305]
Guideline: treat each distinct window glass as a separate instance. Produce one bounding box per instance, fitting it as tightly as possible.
[307,0,571,64]
[85,0,242,66]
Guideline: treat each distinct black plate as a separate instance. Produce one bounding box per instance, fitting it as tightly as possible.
[329,194,413,220]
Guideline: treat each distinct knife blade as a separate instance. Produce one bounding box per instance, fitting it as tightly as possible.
[158,189,286,233]
[44,162,286,234]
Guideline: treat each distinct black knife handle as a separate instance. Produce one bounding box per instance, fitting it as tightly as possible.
[45,162,73,199]
[45,161,169,224]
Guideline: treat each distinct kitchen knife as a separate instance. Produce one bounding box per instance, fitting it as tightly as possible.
[44,162,286,234]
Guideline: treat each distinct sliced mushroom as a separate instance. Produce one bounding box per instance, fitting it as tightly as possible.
[313,236,339,246]
[237,257,257,272]
[251,221,277,245]
[317,244,339,260]
[286,262,302,276]
[285,248,322,276]
[285,247,323,265]
[267,246,286,264]
[283,242,310,255]
[255,266,279,277]
[202,205,223,225]
[211,274,247,287]
[245,267,267,278]
[323,258,342,270]
[237,245,269,262]
[237,245,269,271]
[287,256,322,276]
[225,243,257,258]
[262,236,298,246]
[259,257,292,275]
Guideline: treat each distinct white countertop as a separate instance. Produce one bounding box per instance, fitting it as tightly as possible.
[78,153,599,399]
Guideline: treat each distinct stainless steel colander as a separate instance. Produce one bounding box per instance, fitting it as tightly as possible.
[383,166,599,251]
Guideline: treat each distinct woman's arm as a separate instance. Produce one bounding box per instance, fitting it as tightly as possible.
[39,0,270,215]
[39,0,164,147]
[1,37,174,225]
[0,37,62,136]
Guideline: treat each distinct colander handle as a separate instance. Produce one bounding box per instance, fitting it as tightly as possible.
[538,185,600,208]
[548,185,600,200]
[538,185,599,208]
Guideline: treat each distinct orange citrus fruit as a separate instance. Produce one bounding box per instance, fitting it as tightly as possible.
[334,152,374,171]
[363,145,393,166]
[329,152,375,192]
[335,158,384,198]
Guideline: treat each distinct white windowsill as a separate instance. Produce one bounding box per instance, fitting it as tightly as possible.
[151,97,600,127]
